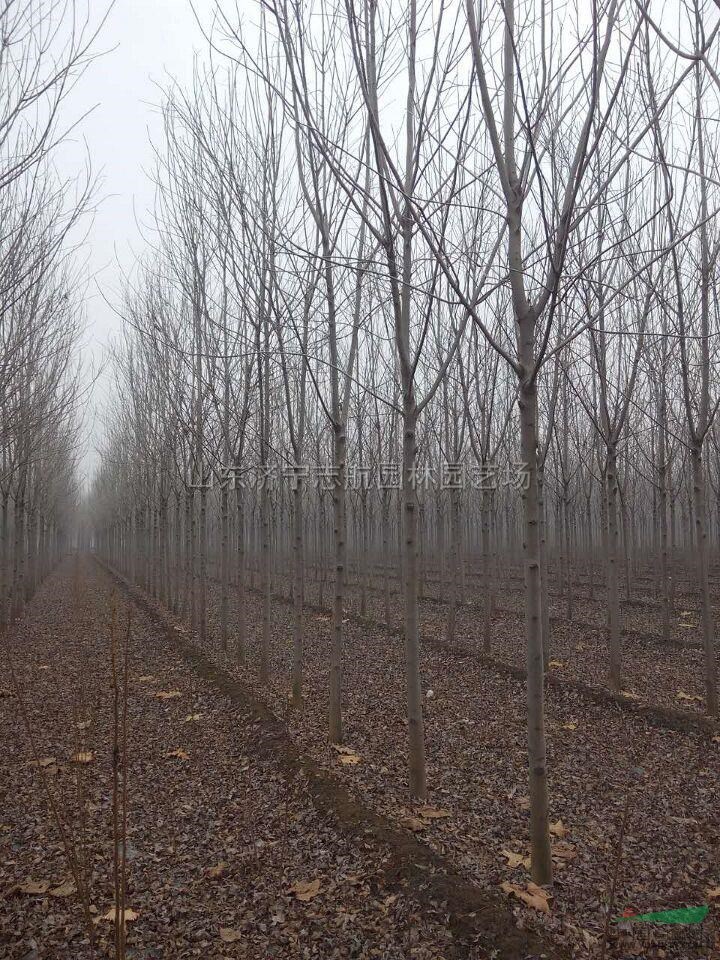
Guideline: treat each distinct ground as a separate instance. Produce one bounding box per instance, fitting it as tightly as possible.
[1,556,719,959]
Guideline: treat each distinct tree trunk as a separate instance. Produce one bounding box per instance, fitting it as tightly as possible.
[691,444,718,715]
[538,465,551,665]
[482,486,492,652]
[328,423,347,743]
[402,400,426,798]
[292,470,304,707]
[518,374,553,885]
[220,482,229,651]
[606,447,622,692]
[235,484,247,663]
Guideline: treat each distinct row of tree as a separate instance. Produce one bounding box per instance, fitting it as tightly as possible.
[90,0,720,885]
[0,1,103,626]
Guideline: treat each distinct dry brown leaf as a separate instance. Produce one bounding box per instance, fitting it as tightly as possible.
[219,927,242,943]
[621,691,641,701]
[206,862,227,879]
[339,753,361,765]
[155,690,181,700]
[676,690,703,703]
[290,878,322,901]
[549,820,567,838]
[403,816,427,832]
[500,849,531,870]
[552,841,577,861]
[562,721,578,731]
[500,880,551,913]
[528,881,552,898]
[137,675,155,682]
[17,880,50,895]
[27,756,57,768]
[50,880,77,897]
[76,720,91,731]
[97,906,138,924]
[417,805,452,820]
[166,748,190,760]
[183,713,202,723]
[582,929,598,949]
[706,886,720,900]
[548,660,564,669]
[332,745,357,755]
[71,751,94,765]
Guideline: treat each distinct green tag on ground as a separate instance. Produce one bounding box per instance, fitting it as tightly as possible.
[625,906,709,925]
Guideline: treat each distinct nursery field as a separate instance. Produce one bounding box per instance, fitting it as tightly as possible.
[1,557,718,959]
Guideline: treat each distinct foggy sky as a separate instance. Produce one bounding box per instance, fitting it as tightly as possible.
[62,0,219,482]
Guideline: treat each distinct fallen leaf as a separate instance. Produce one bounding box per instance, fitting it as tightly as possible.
[561,721,578,730]
[183,714,202,723]
[97,906,138,924]
[219,928,242,943]
[290,878,322,901]
[500,880,551,913]
[76,720,91,731]
[71,752,94,765]
[338,753,361,765]
[549,820,567,838]
[552,841,577,861]
[17,880,50,895]
[332,745,358,755]
[676,691,703,703]
[548,660,564,669]
[713,736,720,743]
[621,691,641,701]
[417,805,452,820]
[403,816,427,832]
[50,880,77,897]
[166,748,190,760]
[137,675,155,682]
[27,756,57,768]
[706,886,720,900]
[155,690,182,700]
[206,862,227,879]
[500,849,531,870]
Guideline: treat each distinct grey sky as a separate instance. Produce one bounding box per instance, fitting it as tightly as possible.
[63,0,219,481]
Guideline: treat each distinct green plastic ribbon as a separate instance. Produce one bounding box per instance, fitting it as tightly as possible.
[623,906,709,925]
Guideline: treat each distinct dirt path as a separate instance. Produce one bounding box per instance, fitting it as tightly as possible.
[0,557,560,960]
